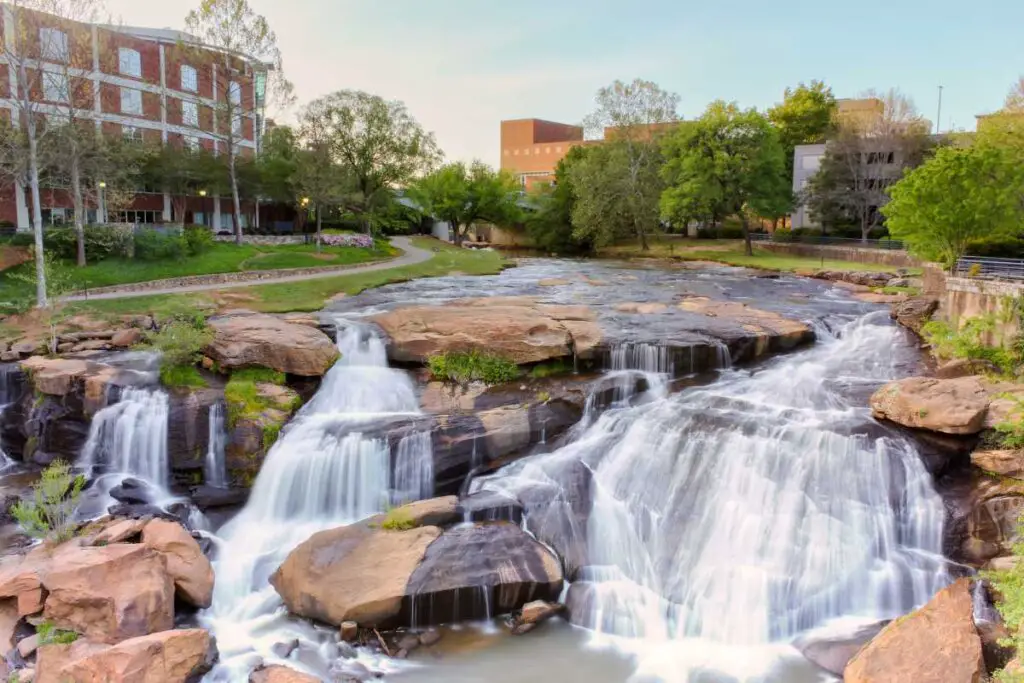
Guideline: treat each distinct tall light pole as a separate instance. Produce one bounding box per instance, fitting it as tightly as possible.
[98,181,106,224]
[199,189,208,228]
[936,86,944,135]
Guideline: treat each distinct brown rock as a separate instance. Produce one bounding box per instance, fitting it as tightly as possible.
[19,358,90,396]
[36,628,213,683]
[206,311,339,376]
[870,376,990,435]
[339,621,358,642]
[0,559,45,616]
[517,600,564,626]
[891,297,939,335]
[613,302,668,314]
[1,598,18,653]
[141,520,215,609]
[537,278,570,287]
[844,579,984,683]
[372,496,459,528]
[249,665,321,683]
[936,359,1000,380]
[676,297,813,354]
[17,633,41,658]
[70,340,111,353]
[972,449,1024,479]
[370,297,602,365]
[271,523,440,627]
[109,329,142,348]
[41,544,174,644]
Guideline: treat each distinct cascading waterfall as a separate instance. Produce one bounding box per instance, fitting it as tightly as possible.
[205,403,228,488]
[201,322,434,681]
[477,311,948,682]
[0,364,16,470]
[80,387,170,488]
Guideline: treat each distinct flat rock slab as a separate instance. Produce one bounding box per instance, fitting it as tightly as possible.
[370,296,602,364]
[870,376,989,435]
[206,310,339,377]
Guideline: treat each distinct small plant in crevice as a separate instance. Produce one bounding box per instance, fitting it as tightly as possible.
[427,350,520,385]
[11,460,85,542]
[921,316,1018,376]
[984,514,1024,682]
[380,506,416,531]
[36,620,78,645]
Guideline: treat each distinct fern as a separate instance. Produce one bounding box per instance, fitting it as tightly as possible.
[11,460,85,542]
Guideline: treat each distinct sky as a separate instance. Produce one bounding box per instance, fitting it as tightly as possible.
[104,0,1024,166]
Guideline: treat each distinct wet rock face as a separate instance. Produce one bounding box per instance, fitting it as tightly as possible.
[793,621,889,677]
[402,523,563,626]
[20,395,90,466]
[844,579,984,683]
[890,297,939,335]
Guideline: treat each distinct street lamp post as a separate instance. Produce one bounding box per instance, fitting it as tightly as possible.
[199,190,208,228]
[98,181,106,224]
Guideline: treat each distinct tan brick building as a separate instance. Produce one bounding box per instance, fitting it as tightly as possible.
[0,3,269,230]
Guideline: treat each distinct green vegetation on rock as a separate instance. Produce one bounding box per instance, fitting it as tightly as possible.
[428,350,521,385]
[11,460,85,542]
[224,367,294,428]
[380,507,416,531]
[159,364,208,389]
[986,527,1024,682]
[36,620,79,646]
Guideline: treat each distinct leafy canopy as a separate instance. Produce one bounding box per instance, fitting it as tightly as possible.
[883,144,1024,267]
[410,161,521,245]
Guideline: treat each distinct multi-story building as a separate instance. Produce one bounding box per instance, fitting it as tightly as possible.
[0,4,270,231]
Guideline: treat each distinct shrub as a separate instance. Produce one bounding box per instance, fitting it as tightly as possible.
[529,359,571,379]
[43,226,133,260]
[159,364,207,389]
[148,320,214,368]
[380,507,416,531]
[772,228,794,242]
[183,225,214,256]
[319,233,374,248]
[36,620,78,645]
[427,350,520,385]
[134,229,185,261]
[718,225,744,239]
[922,317,1017,375]
[985,515,1024,682]
[11,460,85,542]
[966,236,1024,259]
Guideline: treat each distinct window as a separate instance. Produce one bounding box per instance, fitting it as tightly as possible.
[229,81,243,135]
[120,87,142,115]
[182,100,198,127]
[180,64,198,92]
[41,208,68,226]
[39,28,68,62]
[118,48,141,78]
[123,125,143,143]
[184,135,201,151]
[801,155,821,172]
[42,71,68,103]
[228,81,242,106]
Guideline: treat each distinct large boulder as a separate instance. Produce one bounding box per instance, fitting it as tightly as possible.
[205,310,339,377]
[270,522,441,628]
[35,628,214,683]
[404,523,563,625]
[972,449,1024,479]
[844,579,984,683]
[141,519,215,608]
[19,357,131,414]
[870,376,990,435]
[675,297,814,360]
[271,503,564,629]
[891,297,939,335]
[370,297,602,364]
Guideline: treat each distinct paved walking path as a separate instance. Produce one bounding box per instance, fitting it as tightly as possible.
[64,236,434,301]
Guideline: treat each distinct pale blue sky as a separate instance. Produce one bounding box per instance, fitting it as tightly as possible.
[107,0,1023,165]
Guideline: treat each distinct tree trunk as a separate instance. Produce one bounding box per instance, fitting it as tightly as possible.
[70,155,86,266]
[27,128,48,308]
[860,214,869,243]
[316,203,322,253]
[638,221,649,251]
[229,151,242,245]
[453,223,463,247]
[741,214,753,257]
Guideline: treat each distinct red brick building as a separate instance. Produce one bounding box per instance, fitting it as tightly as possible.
[0,4,269,231]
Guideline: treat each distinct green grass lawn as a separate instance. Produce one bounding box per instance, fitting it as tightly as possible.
[0,239,399,311]
[65,237,508,318]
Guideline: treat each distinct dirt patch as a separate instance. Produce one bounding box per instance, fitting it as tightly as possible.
[0,246,31,272]
[211,291,260,309]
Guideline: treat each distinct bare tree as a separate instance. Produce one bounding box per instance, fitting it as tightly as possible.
[184,0,291,245]
[806,89,931,242]
[1006,76,1024,112]
[582,79,679,250]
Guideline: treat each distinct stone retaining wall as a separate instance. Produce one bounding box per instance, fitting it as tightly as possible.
[213,235,305,245]
[759,242,921,268]
[945,276,1024,346]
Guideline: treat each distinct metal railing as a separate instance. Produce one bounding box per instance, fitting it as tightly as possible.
[750,233,905,250]
[955,256,1024,280]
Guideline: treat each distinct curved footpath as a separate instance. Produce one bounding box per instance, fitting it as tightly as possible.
[63,235,434,301]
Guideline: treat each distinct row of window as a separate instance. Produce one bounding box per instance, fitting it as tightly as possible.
[39,27,205,96]
[503,145,566,157]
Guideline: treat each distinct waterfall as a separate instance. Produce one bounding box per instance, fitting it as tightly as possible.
[80,387,170,488]
[0,364,16,470]
[476,311,948,681]
[201,321,435,680]
[205,403,227,488]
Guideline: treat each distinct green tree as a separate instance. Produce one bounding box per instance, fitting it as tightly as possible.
[767,80,837,223]
[578,79,680,250]
[661,101,789,255]
[525,146,594,253]
[410,161,521,246]
[298,91,441,235]
[184,0,292,244]
[883,144,1024,268]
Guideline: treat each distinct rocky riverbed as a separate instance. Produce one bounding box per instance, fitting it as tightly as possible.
[0,257,1017,683]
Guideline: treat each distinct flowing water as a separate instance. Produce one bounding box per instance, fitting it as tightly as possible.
[0,364,17,471]
[452,310,948,683]
[201,323,435,681]
[205,402,228,489]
